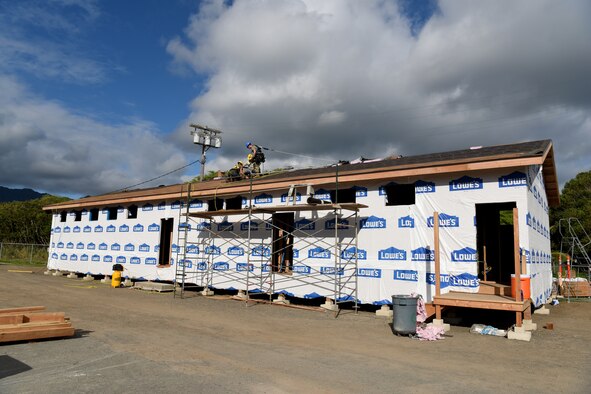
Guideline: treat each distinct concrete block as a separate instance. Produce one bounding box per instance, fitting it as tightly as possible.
[122,278,133,287]
[430,319,451,332]
[375,305,393,318]
[522,319,537,331]
[82,274,94,281]
[53,271,64,277]
[273,294,290,305]
[321,298,339,312]
[534,306,550,315]
[201,289,214,296]
[235,290,247,300]
[44,270,52,275]
[508,326,532,341]
[67,272,78,279]
[101,275,111,284]
[134,281,174,292]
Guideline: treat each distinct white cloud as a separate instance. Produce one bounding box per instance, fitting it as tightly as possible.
[168,0,591,185]
[0,76,187,196]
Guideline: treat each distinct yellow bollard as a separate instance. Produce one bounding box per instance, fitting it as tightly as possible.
[111,270,122,288]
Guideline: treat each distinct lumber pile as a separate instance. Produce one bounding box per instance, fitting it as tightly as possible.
[561,279,591,297]
[0,306,75,343]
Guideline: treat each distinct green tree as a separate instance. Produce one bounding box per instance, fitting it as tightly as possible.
[550,170,591,250]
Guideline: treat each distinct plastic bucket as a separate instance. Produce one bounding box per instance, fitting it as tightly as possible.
[391,295,418,335]
[510,274,531,300]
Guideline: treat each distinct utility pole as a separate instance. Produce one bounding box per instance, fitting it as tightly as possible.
[190,124,223,181]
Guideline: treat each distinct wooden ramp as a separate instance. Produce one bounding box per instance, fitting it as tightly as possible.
[0,306,75,343]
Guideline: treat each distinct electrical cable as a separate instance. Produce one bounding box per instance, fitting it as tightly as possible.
[111,159,201,194]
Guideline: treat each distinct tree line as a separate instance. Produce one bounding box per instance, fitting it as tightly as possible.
[0,195,70,245]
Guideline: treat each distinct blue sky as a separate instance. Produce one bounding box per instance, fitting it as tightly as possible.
[1,0,590,197]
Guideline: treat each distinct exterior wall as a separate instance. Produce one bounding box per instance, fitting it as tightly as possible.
[47,165,552,305]
[524,165,553,307]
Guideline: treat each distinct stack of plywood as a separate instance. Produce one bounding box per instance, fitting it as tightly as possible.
[561,279,591,297]
[0,306,75,343]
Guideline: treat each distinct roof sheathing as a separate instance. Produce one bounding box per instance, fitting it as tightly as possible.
[44,139,559,210]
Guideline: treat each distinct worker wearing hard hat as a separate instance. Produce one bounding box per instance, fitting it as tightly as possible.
[246,142,265,176]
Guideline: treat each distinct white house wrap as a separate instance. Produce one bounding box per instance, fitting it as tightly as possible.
[44,140,559,308]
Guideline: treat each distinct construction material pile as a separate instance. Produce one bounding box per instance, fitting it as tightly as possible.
[0,306,75,343]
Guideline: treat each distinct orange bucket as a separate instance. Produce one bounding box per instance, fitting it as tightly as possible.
[511,274,531,300]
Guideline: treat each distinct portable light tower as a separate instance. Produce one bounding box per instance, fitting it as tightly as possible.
[190,124,222,181]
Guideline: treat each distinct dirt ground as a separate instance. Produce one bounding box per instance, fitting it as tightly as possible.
[1,265,590,394]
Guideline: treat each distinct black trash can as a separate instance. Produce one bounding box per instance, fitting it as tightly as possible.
[392,295,418,335]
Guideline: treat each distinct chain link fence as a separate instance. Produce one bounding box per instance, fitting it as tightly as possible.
[0,242,49,266]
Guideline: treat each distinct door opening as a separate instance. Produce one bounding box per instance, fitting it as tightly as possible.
[272,213,294,273]
[158,218,174,266]
[476,202,516,284]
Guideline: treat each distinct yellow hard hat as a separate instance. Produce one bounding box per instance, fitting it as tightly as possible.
[247,154,253,161]
[237,161,243,166]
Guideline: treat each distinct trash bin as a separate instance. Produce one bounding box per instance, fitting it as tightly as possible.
[392,295,418,335]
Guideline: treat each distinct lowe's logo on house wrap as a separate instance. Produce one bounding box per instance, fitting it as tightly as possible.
[378,247,407,261]
[526,212,532,227]
[130,257,140,265]
[189,199,203,208]
[54,227,61,233]
[51,253,58,259]
[116,256,126,264]
[228,246,244,256]
[217,221,233,232]
[295,218,315,231]
[252,245,270,257]
[320,266,344,275]
[111,243,120,251]
[411,247,434,262]
[241,221,258,231]
[73,226,81,233]
[186,245,199,254]
[205,245,221,255]
[57,242,64,248]
[213,262,229,271]
[179,222,191,231]
[148,223,160,232]
[70,254,77,261]
[378,182,396,196]
[292,249,299,258]
[94,225,103,232]
[195,222,211,230]
[103,255,113,263]
[171,200,183,209]
[106,225,116,233]
[138,243,150,252]
[171,244,180,253]
[309,247,331,259]
[426,273,450,287]
[394,269,418,282]
[124,243,135,252]
[80,254,89,262]
[292,265,311,274]
[325,218,349,230]
[254,193,273,204]
[236,263,254,272]
[449,175,483,191]
[87,243,96,250]
[357,268,382,278]
[353,186,368,197]
[76,242,84,250]
[415,180,436,193]
[66,242,74,249]
[281,192,301,202]
[178,260,192,268]
[398,215,415,228]
[142,203,153,211]
[196,262,207,271]
[145,257,157,265]
[83,226,91,233]
[360,216,386,229]
[63,226,71,233]
[60,253,68,260]
[158,202,166,210]
[449,273,479,288]
[91,254,100,262]
[427,213,459,228]
[119,224,129,232]
[341,247,367,260]
[133,224,144,232]
[314,189,331,200]
[499,171,527,188]
[451,247,477,262]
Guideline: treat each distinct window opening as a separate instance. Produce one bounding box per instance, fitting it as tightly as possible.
[107,207,118,220]
[225,196,243,210]
[158,218,174,266]
[89,208,99,221]
[271,213,295,274]
[207,198,224,212]
[385,184,415,206]
[127,205,138,219]
[330,188,356,204]
[60,211,67,222]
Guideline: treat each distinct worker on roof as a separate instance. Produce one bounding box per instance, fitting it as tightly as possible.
[226,161,243,182]
[246,142,265,176]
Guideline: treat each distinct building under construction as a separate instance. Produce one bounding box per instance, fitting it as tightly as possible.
[43,139,559,311]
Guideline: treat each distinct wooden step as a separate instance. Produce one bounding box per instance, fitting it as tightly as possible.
[478,281,512,296]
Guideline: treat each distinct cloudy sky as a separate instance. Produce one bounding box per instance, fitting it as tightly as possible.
[1,0,589,198]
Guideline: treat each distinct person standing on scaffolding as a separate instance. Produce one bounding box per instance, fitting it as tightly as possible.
[246,142,265,176]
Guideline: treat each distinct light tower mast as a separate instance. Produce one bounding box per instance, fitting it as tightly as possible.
[190,124,223,181]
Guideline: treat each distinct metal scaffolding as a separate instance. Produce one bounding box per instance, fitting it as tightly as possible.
[173,179,364,312]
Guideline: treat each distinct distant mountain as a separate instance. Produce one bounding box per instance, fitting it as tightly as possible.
[0,186,47,202]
